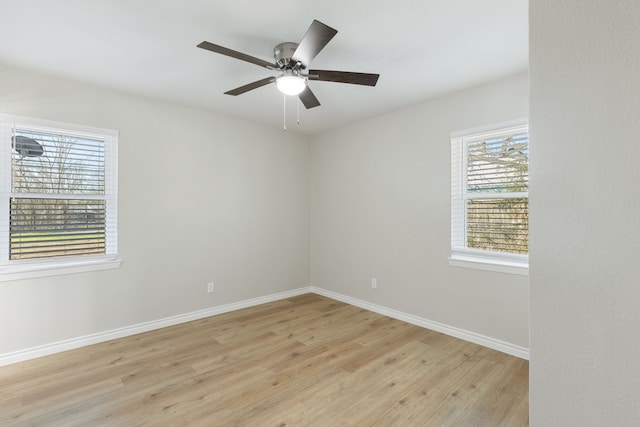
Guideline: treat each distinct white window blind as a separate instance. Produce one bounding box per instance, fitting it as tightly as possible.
[451,120,528,271]
[0,115,118,270]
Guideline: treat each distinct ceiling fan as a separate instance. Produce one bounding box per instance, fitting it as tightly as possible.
[197,20,380,109]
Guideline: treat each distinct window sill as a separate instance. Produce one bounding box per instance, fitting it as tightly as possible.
[448,255,528,276]
[0,257,122,282]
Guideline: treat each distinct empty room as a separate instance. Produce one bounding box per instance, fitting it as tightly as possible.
[1,0,639,426]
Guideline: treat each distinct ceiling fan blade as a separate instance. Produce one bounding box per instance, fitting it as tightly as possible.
[291,20,338,67]
[308,70,380,86]
[298,86,321,109]
[197,41,276,69]
[224,77,276,96]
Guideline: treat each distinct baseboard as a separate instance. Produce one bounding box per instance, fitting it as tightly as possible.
[0,287,312,367]
[309,287,529,360]
[1,285,528,366]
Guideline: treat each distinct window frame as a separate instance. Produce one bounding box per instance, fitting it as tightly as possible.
[449,119,529,275]
[0,114,120,281]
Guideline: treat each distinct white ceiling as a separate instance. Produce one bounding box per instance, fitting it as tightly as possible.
[0,0,528,134]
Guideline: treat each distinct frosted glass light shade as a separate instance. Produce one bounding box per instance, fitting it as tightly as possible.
[276,75,306,95]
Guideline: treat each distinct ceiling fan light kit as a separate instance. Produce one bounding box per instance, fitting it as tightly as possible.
[276,71,306,96]
[197,19,380,115]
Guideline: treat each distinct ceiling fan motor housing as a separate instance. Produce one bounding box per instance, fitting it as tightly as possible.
[274,42,299,68]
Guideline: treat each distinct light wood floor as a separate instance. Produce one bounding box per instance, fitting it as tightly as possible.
[0,294,528,426]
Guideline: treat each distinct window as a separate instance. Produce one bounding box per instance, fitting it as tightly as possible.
[450,120,529,275]
[0,115,119,280]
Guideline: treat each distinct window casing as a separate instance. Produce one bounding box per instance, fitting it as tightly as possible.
[0,115,119,280]
[450,120,529,274]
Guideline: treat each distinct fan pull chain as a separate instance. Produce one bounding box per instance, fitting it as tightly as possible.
[283,93,287,131]
[297,97,300,125]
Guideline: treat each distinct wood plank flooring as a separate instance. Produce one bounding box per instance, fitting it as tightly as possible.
[0,294,528,426]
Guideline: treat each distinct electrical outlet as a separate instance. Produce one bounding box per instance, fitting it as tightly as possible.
[371,278,377,289]
[207,282,215,293]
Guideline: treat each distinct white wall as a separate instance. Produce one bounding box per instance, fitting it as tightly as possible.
[529,1,640,425]
[310,72,530,349]
[0,64,310,355]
